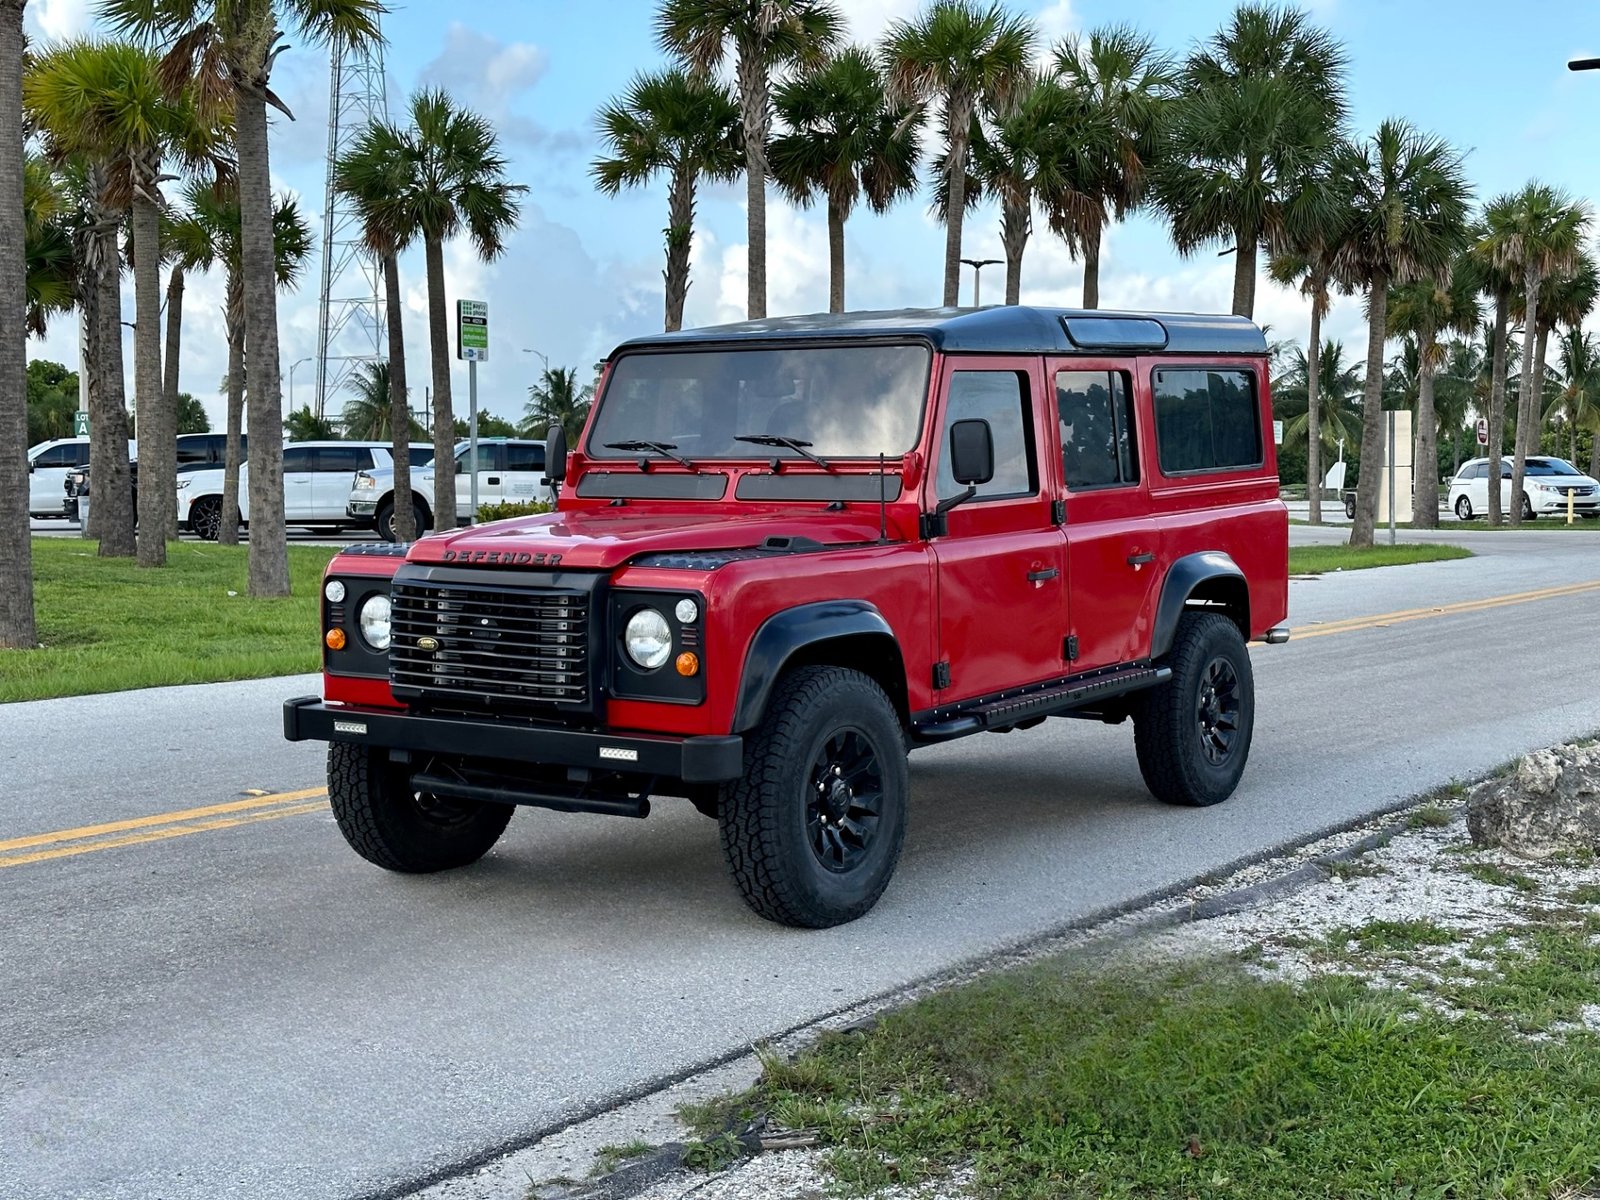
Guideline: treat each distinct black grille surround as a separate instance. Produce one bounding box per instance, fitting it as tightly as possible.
[388,563,607,719]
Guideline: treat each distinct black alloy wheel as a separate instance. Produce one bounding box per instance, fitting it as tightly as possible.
[805,729,885,874]
[1195,657,1242,766]
[190,496,222,541]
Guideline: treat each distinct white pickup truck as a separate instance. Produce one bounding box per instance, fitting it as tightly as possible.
[347,437,548,541]
[177,441,434,540]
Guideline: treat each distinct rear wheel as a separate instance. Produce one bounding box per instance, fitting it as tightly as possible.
[1133,612,1254,807]
[1521,494,1536,521]
[327,742,512,872]
[718,666,908,928]
[1343,495,1356,519]
[189,496,224,541]
[1455,495,1474,521]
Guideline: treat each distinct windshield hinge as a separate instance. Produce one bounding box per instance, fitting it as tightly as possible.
[1051,499,1066,526]
[932,661,951,691]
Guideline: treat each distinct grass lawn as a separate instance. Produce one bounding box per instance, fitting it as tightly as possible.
[1288,542,1473,574]
[0,538,337,703]
[690,924,1600,1199]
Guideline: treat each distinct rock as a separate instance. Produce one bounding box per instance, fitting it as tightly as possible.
[1466,742,1600,858]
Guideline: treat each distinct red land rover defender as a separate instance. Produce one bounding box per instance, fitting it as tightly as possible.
[285,308,1289,927]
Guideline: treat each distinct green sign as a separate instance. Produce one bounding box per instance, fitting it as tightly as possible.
[73,411,89,436]
[457,299,488,362]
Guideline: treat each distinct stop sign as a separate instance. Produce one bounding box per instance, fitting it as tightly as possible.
[1476,417,1489,446]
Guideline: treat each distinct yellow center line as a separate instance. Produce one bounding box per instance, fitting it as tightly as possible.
[0,800,328,869]
[0,786,329,854]
[1290,578,1600,641]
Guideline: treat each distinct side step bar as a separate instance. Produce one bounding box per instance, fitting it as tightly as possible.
[914,664,1171,743]
[410,770,652,819]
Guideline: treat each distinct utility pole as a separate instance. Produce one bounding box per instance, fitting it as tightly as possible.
[959,257,1001,307]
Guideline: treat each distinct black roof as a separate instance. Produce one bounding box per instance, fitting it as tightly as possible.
[612,306,1267,358]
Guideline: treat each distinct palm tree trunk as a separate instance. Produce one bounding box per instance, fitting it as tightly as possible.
[827,197,846,313]
[1081,226,1101,310]
[161,263,185,541]
[1001,198,1028,306]
[235,87,289,596]
[1590,425,1600,482]
[1486,289,1510,526]
[1231,223,1258,318]
[1508,268,1540,525]
[0,0,34,647]
[1414,336,1439,530]
[663,167,694,332]
[942,96,973,308]
[219,287,244,545]
[131,192,167,568]
[90,193,135,559]
[383,249,415,542]
[736,45,769,320]
[424,234,457,530]
[1534,324,1550,461]
[1348,274,1390,548]
[1306,303,1324,524]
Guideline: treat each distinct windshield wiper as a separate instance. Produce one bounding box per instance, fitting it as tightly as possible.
[735,434,831,470]
[604,440,696,470]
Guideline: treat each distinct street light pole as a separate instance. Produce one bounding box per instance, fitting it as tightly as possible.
[959,257,1002,308]
[289,357,313,409]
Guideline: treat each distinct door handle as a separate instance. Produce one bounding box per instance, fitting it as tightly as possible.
[1027,567,1059,582]
[1127,552,1155,566]
[487,476,501,485]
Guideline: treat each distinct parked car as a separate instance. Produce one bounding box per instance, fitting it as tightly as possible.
[287,306,1290,928]
[63,433,240,520]
[177,441,435,540]
[346,437,549,541]
[28,437,116,518]
[1448,456,1600,520]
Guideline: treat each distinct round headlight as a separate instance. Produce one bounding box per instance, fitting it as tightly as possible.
[358,593,392,651]
[324,579,346,603]
[675,598,699,624]
[624,607,672,669]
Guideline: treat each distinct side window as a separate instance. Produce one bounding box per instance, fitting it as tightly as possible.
[282,446,314,472]
[411,446,435,466]
[457,444,504,473]
[505,443,545,473]
[1471,463,1488,481]
[1499,461,1513,479]
[73,443,93,467]
[1152,368,1262,475]
[1058,371,1138,489]
[935,371,1035,502]
[34,445,72,468]
[312,446,362,473]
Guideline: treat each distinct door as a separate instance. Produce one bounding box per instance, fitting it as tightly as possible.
[456,442,505,518]
[1054,363,1161,671]
[928,360,1067,703]
[311,445,371,519]
[281,445,316,520]
[503,441,548,503]
[29,443,76,514]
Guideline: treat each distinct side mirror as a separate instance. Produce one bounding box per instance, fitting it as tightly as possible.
[545,423,567,484]
[949,419,994,487]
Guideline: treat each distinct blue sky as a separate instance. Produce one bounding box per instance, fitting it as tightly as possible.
[23,0,1600,430]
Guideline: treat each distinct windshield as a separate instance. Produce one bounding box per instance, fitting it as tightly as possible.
[1526,458,1582,476]
[587,344,931,461]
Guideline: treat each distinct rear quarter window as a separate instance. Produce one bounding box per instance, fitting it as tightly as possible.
[1152,367,1262,475]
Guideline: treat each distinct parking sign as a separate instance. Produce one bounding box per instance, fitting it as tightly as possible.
[457,300,488,362]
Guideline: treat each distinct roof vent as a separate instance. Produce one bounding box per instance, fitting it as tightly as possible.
[1061,316,1168,351]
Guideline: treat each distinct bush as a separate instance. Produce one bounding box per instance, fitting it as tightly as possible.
[476,500,553,523]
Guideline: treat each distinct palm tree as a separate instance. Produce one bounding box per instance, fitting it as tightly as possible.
[1517,251,1597,469]
[1471,199,1522,526]
[1274,338,1363,457]
[882,0,1034,308]
[1151,4,1346,318]
[284,405,337,441]
[0,0,34,647]
[343,361,422,441]
[657,0,841,321]
[592,68,742,332]
[23,156,76,337]
[771,46,922,312]
[1266,154,1354,523]
[105,0,383,595]
[1551,329,1600,474]
[522,367,594,444]
[1335,120,1471,548]
[1385,254,1480,527]
[1052,24,1173,308]
[1480,184,1589,523]
[176,392,208,433]
[28,40,226,567]
[337,89,525,533]
[159,195,215,537]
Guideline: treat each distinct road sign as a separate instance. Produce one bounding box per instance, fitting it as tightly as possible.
[73,411,89,436]
[1476,417,1489,446]
[1273,419,1284,446]
[456,299,488,362]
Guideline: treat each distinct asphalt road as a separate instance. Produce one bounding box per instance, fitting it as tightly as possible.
[5,529,1600,1200]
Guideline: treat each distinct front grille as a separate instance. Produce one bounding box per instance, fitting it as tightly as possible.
[390,580,592,711]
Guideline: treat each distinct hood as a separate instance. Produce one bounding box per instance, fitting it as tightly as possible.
[405,508,886,571]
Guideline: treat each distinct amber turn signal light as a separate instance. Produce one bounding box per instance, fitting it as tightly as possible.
[675,651,699,677]
[325,628,347,651]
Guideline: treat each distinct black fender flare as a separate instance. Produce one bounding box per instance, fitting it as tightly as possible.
[1150,551,1248,660]
[732,601,903,733]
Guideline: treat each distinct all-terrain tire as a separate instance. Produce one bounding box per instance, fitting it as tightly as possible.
[376,496,430,543]
[327,742,513,872]
[717,666,908,928]
[1133,611,1255,807]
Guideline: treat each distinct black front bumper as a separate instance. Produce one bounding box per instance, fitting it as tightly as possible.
[283,696,744,783]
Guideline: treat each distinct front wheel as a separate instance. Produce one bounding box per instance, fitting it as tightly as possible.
[1522,494,1536,521]
[1133,612,1255,807]
[189,496,224,541]
[1455,495,1474,521]
[718,666,908,928]
[327,743,512,872]
[376,495,430,542]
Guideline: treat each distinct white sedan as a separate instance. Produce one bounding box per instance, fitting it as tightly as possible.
[1448,456,1600,520]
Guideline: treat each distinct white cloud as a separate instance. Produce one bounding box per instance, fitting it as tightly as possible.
[834,0,923,44]
[25,0,93,41]
[1031,0,1077,54]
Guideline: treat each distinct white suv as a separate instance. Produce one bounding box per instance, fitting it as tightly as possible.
[348,438,548,541]
[28,438,116,518]
[1448,456,1600,521]
[177,441,435,540]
